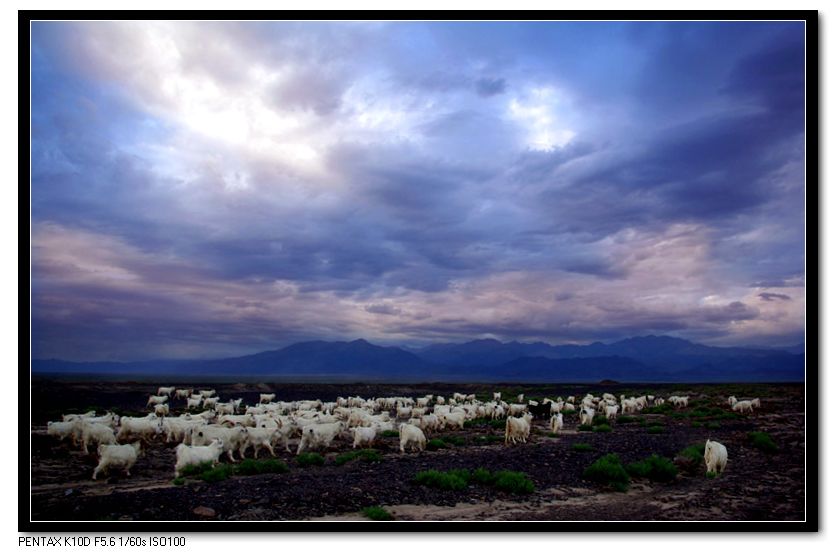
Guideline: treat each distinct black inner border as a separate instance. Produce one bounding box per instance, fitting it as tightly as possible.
[18,9,819,533]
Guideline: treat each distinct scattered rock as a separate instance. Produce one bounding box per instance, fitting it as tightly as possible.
[193,506,216,518]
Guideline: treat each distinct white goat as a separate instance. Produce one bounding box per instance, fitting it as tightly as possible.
[398,423,426,453]
[146,395,168,407]
[79,421,117,453]
[504,413,533,445]
[351,426,378,449]
[550,413,564,433]
[116,417,162,443]
[174,439,225,477]
[93,442,142,480]
[297,422,345,454]
[704,439,728,475]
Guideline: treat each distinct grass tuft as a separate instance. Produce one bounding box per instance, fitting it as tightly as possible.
[748,431,778,453]
[296,452,325,467]
[335,449,383,466]
[644,403,673,414]
[582,453,630,492]
[236,458,290,475]
[474,434,503,445]
[470,467,495,485]
[413,469,469,490]
[593,423,612,433]
[178,461,214,477]
[362,506,394,521]
[678,444,704,463]
[413,467,536,495]
[198,463,235,483]
[492,470,535,495]
[572,443,595,452]
[626,454,678,482]
[426,438,447,451]
[592,415,609,426]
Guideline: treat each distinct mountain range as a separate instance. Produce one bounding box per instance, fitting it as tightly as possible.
[31,335,806,382]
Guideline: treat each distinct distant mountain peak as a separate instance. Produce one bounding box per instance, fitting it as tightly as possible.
[32,334,804,382]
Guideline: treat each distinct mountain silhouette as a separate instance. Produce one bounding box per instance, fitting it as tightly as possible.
[32,335,805,382]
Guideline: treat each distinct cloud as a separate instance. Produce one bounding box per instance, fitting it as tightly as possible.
[364,303,402,316]
[475,77,507,97]
[759,292,792,302]
[30,21,807,360]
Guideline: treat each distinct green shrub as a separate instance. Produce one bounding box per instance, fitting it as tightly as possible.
[442,436,466,446]
[474,435,503,445]
[178,461,214,477]
[296,452,325,467]
[426,438,447,451]
[334,450,360,466]
[199,463,235,483]
[489,418,507,429]
[381,430,400,438]
[706,471,718,479]
[414,469,469,491]
[691,421,704,428]
[492,470,535,495]
[706,421,721,430]
[572,443,594,452]
[593,424,612,433]
[582,453,630,492]
[464,417,495,428]
[335,449,383,466]
[578,424,594,432]
[592,415,609,426]
[617,415,639,424]
[172,477,185,486]
[647,425,665,434]
[471,467,495,485]
[362,506,394,521]
[561,409,575,415]
[236,458,290,475]
[748,431,778,453]
[677,443,705,469]
[626,454,678,482]
[644,403,673,414]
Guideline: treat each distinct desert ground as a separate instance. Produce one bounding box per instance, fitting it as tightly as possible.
[29,379,805,522]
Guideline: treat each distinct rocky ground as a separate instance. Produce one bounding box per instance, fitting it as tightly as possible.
[28,380,806,522]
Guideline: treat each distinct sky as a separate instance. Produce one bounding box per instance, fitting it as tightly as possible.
[30,20,807,361]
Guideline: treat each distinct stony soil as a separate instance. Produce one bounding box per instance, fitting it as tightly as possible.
[27,380,806,522]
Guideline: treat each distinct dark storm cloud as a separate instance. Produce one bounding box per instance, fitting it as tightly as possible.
[30,21,807,360]
[759,292,792,302]
[474,77,507,97]
[365,303,403,316]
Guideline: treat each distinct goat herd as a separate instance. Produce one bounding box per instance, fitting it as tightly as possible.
[45,387,762,483]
